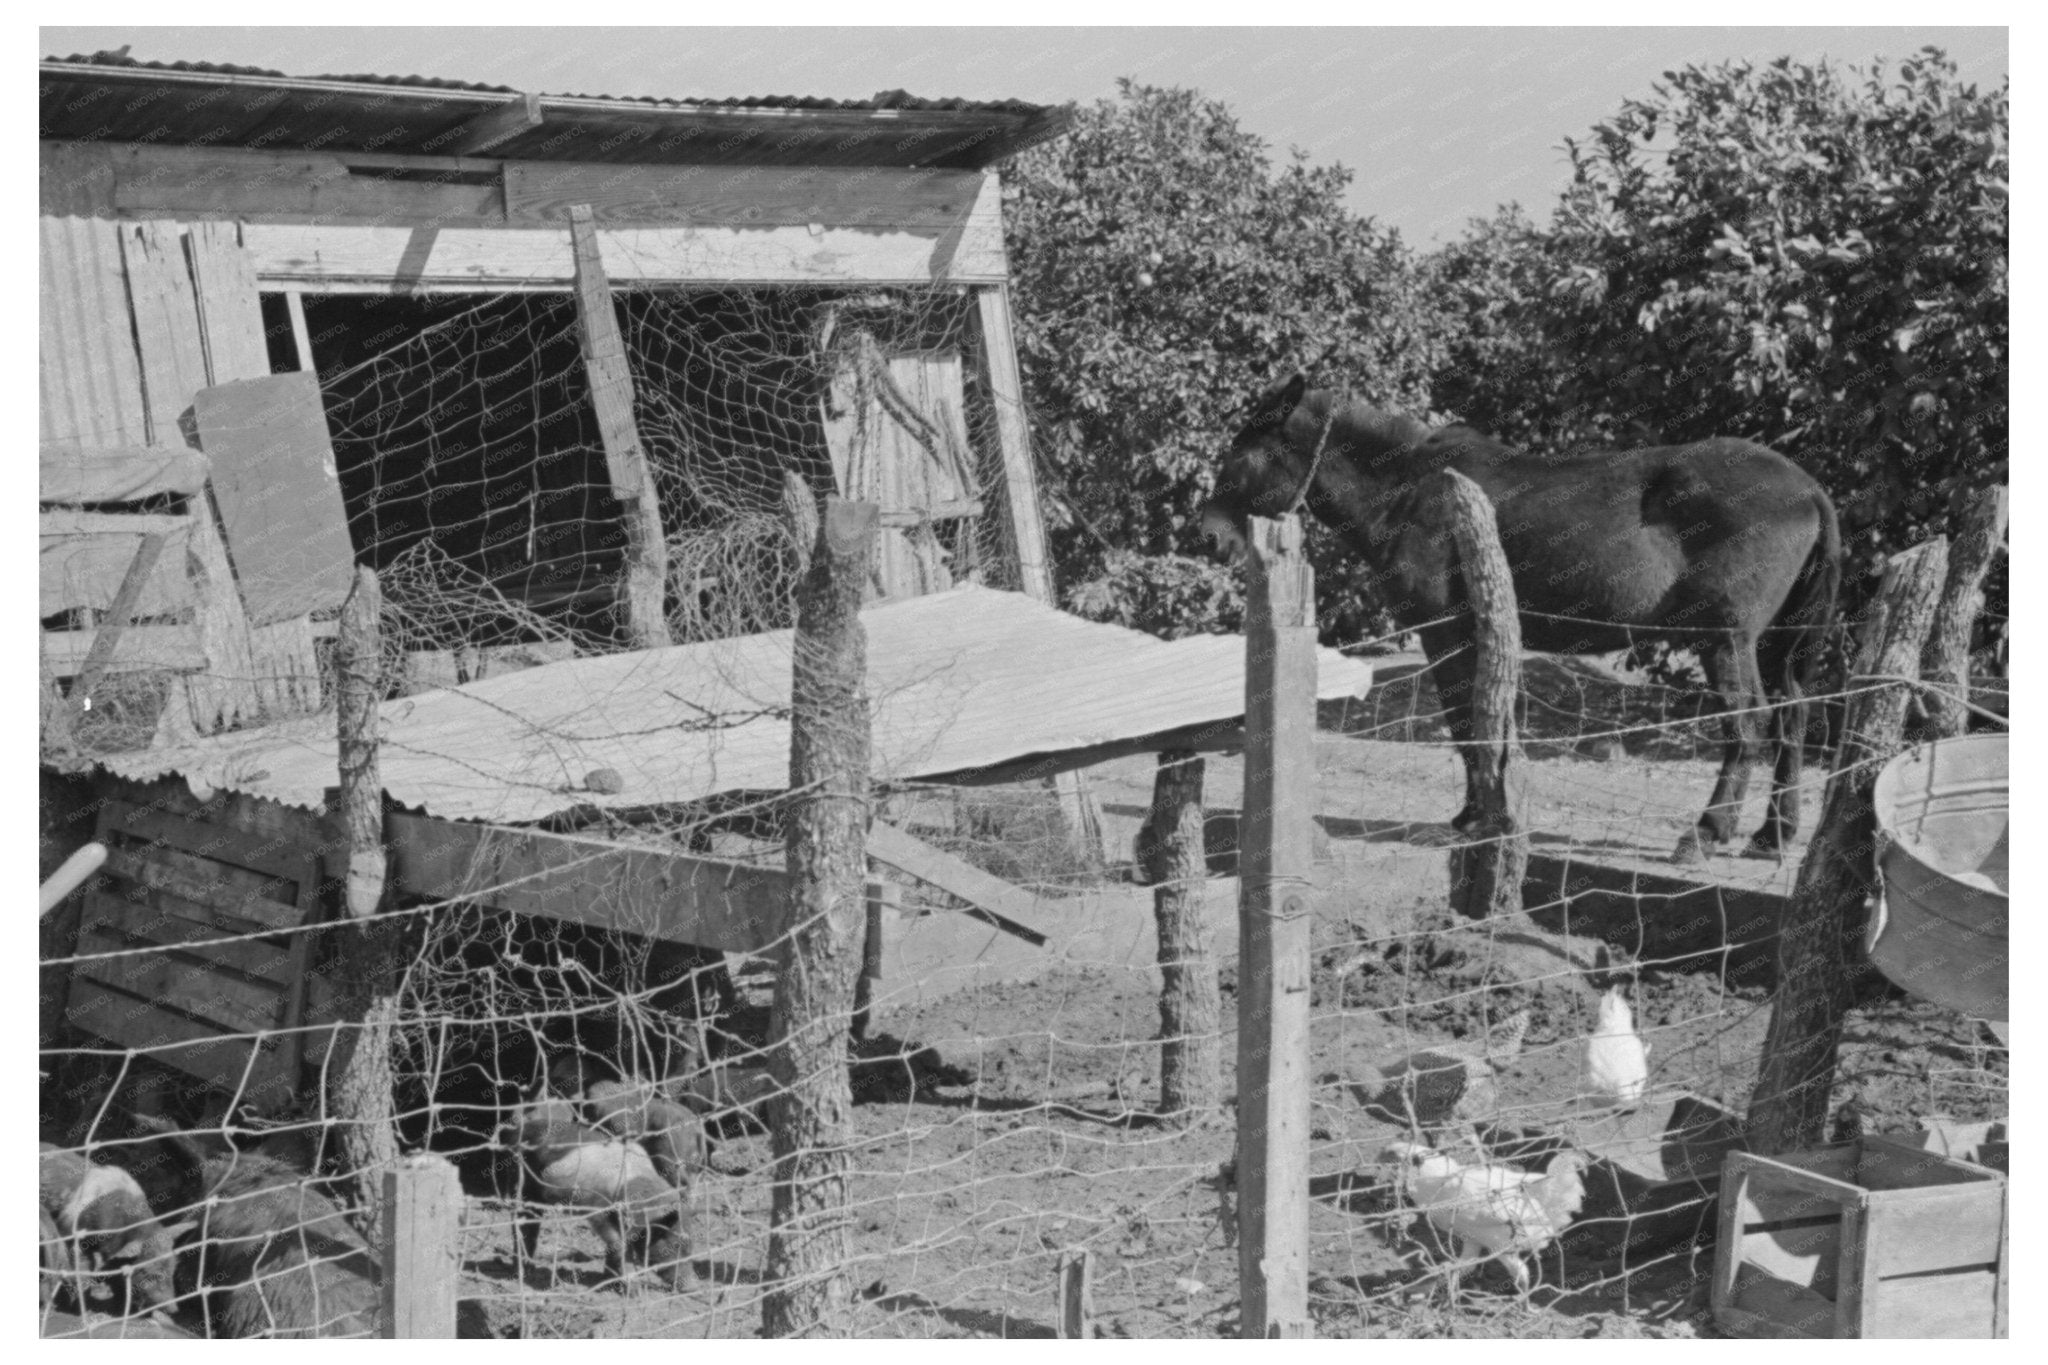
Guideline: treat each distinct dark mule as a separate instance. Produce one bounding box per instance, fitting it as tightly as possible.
[1200,376,1841,862]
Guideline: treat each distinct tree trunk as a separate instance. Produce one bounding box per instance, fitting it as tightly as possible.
[1145,749,1219,1120]
[762,497,876,1338]
[1748,539,1949,1155]
[1437,469,1529,921]
[330,567,402,1241]
[1915,486,2008,740]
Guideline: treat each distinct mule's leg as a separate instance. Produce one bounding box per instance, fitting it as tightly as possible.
[1420,625,1484,831]
[1672,634,1764,865]
[1747,683,1807,856]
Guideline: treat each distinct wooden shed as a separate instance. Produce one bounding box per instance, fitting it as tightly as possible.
[38,50,1079,1111]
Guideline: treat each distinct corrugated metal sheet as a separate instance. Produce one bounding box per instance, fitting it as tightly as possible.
[38,216,147,447]
[101,585,1374,825]
[39,57,1071,171]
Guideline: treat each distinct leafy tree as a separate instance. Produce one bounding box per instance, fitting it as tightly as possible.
[1524,48,2007,598]
[1002,80,1443,639]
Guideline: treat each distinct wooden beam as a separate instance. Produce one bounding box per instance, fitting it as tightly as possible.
[864,819,1049,947]
[43,621,336,677]
[284,291,315,372]
[878,498,984,527]
[444,94,543,157]
[99,142,505,226]
[918,718,1250,789]
[972,285,1050,602]
[385,812,789,953]
[241,219,1008,291]
[568,203,670,649]
[40,443,210,504]
[504,162,983,228]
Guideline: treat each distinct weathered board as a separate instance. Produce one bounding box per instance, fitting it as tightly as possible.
[66,796,322,1110]
[190,373,357,625]
[40,442,211,504]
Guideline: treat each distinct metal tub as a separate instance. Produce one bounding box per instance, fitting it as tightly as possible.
[1867,734,2008,1021]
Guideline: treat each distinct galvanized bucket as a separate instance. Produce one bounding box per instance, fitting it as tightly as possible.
[1867,734,2008,1021]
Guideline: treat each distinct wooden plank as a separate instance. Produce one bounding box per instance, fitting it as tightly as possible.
[1055,1250,1094,1339]
[386,812,788,953]
[444,94,544,157]
[120,217,264,734]
[107,142,505,226]
[74,927,289,1038]
[39,142,118,217]
[285,290,316,370]
[40,443,211,503]
[68,531,170,710]
[79,890,300,986]
[1234,514,1315,1337]
[382,1156,463,1338]
[240,219,1009,290]
[104,798,316,887]
[1856,1135,2001,1190]
[39,521,192,618]
[96,844,304,932]
[39,217,149,447]
[64,979,291,1104]
[42,623,208,676]
[1867,1270,1999,1338]
[187,221,274,391]
[568,204,668,649]
[863,821,1050,947]
[40,510,191,538]
[1864,1192,2006,1276]
[504,162,984,228]
[191,373,357,624]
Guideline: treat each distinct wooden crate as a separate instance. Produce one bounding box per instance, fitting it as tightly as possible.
[1714,1137,2008,1338]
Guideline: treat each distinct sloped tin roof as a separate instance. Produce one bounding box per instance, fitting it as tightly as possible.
[101,585,1374,826]
[39,51,1070,170]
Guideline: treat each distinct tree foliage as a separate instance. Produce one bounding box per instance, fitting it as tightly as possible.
[1439,49,2007,601]
[1002,81,1442,639]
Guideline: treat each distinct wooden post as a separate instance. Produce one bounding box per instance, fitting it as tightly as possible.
[972,284,1108,866]
[851,878,896,1044]
[330,566,402,1241]
[1144,749,1220,1120]
[1748,539,1950,1155]
[1916,485,2008,740]
[569,204,671,651]
[1437,469,1530,920]
[762,496,877,1338]
[1235,514,1314,1339]
[380,1154,461,1339]
[784,470,820,582]
[1056,1249,1094,1339]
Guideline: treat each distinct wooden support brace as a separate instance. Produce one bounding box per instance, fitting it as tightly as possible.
[69,530,169,717]
[864,820,1049,946]
[568,203,670,650]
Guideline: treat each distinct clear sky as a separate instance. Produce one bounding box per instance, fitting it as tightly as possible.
[40,25,2007,245]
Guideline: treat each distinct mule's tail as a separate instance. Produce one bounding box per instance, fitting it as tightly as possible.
[1776,487,1843,697]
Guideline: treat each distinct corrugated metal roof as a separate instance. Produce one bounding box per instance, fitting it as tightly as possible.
[40,53,1070,170]
[100,585,1373,825]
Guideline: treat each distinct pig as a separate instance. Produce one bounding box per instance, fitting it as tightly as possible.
[184,1149,381,1339]
[584,1079,707,1191]
[499,1097,690,1289]
[38,1142,189,1316]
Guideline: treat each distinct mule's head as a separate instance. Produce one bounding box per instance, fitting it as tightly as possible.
[1199,372,1314,559]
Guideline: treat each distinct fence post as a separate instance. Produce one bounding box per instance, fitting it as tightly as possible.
[1056,1249,1095,1339]
[1236,514,1314,1339]
[1145,749,1220,1119]
[1915,486,2008,740]
[762,496,877,1338]
[381,1154,461,1338]
[1748,538,1949,1154]
[1435,469,1529,921]
[330,565,402,1240]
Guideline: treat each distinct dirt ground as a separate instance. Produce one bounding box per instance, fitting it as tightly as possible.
[451,661,2009,1339]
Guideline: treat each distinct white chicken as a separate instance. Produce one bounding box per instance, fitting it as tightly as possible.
[1381,1141,1587,1300]
[1583,986,1649,1109]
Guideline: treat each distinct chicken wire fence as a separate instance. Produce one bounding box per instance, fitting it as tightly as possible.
[39,635,2008,1339]
[50,279,1021,765]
